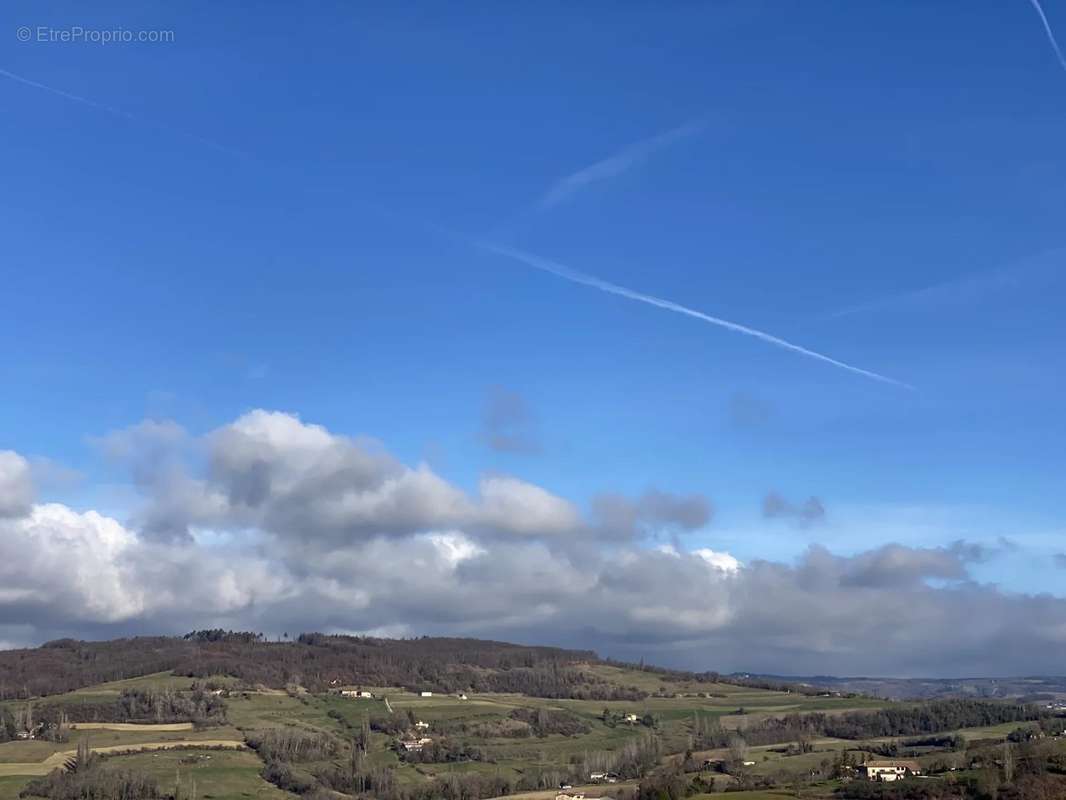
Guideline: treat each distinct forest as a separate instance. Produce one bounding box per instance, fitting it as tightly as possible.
[0,632,621,699]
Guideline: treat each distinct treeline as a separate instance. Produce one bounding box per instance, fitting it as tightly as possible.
[0,633,634,700]
[35,688,226,727]
[20,766,161,800]
[246,728,339,762]
[820,700,1043,740]
[19,740,162,800]
[508,707,591,737]
[691,700,1044,749]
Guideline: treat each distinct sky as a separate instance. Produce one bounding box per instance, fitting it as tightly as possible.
[1,0,1065,677]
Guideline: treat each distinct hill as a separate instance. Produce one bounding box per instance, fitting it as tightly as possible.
[0,635,1061,800]
[0,633,608,700]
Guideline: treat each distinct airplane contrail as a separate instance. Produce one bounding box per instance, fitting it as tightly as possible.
[540,119,707,209]
[1026,0,1066,74]
[0,67,250,159]
[828,246,1065,318]
[478,241,913,390]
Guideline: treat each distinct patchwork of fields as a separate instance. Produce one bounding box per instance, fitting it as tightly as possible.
[0,664,1058,800]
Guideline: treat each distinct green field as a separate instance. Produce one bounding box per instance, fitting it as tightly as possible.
[0,776,31,800]
[102,748,293,800]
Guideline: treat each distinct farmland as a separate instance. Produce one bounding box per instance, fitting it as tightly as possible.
[1,635,1063,800]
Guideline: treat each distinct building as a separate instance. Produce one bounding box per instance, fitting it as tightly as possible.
[861,761,921,782]
[414,720,430,730]
[399,737,433,752]
[340,689,374,698]
[624,713,640,724]
[419,691,433,697]
[457,693,468,700]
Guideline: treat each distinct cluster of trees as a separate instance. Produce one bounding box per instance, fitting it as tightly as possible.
[0,703,69,744]
[821,701,1044,740]
[0,707,15,742]
[19,740,162,800]
[582,733,665,780]
[182,630,264,644]
[690,701,1045,750]
[36,688,226,727]
[603,708,656,729]
[635,766,716,800]
[397,739,485,764]
[246,728,339,762]
[508,707,591,737]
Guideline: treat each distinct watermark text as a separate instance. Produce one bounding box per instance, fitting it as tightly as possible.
[17,26,175,44]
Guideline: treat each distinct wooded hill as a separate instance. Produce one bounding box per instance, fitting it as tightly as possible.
[0,631,643,700]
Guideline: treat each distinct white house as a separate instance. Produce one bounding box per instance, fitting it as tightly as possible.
[414,720,430,730]
[340,689,374,698]
[400,736,433,752]
[861,761,920,782]
[419,691,433,697]
[624,713,640,724]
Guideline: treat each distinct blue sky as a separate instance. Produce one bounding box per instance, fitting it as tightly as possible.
[1,1,1065,673]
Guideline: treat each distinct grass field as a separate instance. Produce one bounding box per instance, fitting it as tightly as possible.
[0,776,31,800]
[101,747,293,799]
[0,740,245,778]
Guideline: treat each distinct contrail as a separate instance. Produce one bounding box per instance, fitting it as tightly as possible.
[828,246,1065,318]
[1027,0,1066,74]
[540,119,707,209]
[0,67,250,159]
[478,241,913,390]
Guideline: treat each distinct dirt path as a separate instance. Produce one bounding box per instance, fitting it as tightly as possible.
[67,722,195,732]
[0,740,244,777]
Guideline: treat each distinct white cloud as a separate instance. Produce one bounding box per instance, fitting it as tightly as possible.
[477,475,582,536]
[693,548,742,573]
[5,411,1066,677]
[0,450,34,518]
[0,503,144,622]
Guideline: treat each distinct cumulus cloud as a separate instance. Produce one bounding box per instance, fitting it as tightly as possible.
[763,491,826,526]
[0,450,34,518]
[594,489,712,540]
[6,410,1066,677]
